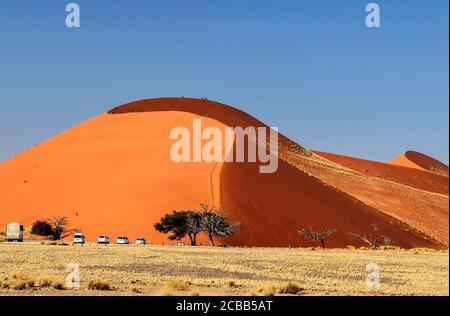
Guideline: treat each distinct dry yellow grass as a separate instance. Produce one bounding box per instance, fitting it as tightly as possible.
[259,283,277,296]
[164,278,190,291]
[0,243,447,296]
[87,279,111,291]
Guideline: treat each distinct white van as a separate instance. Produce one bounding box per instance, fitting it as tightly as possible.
[73,233,85,244]
[6,222,24,242]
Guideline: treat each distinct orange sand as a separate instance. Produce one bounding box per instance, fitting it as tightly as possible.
[0,98,447,248]
[389,151,449,176]
[314,151,448,195]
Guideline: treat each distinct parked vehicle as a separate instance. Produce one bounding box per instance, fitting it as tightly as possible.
[116,236,129,245]
[6,222,24,242]
[73,233,85,244]
[135,237,146,245]
[97,235,110,245]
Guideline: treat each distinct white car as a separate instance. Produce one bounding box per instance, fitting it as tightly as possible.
[97,235,110,245]
[116,236,129,245]
[73,233,85,244]
[135,237,146,245]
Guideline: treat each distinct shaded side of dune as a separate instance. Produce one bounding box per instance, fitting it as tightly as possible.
[219,157,443,248]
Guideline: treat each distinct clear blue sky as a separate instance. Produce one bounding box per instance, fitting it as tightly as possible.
[0,0,448,163]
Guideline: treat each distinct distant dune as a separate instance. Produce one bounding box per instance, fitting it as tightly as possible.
[0,98,447,248]
[389,151,449,176]
[314,151,448,195]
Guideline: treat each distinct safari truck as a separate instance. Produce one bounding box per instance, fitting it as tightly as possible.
[6,222,24,242]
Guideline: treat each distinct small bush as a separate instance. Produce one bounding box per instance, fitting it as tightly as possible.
[11,279,28,290]
[51,280,65,290]
[88,279,111,291]
[225,279,238,288]
[26,279,35,288]
[379,245,403,251]
[37,276,64,289]
[259,283,277,296]
[131,286,141,293]
[38,278,53,287]
[164,278,189,291]
[6,271,36,291]
[10,271,26,280]
[278,282,303,295]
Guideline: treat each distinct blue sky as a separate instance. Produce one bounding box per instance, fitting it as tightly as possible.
[0,0,448,163]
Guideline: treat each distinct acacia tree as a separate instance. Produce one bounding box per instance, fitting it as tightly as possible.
[48,216,73,240]
[348,224,392,250]
[154,205,240,246]
[154,210,203,245]
[298,227,336,248]
[154,211,190,242]
[30,220,54,237]
[199,204,240,246]
[31,217,76,240]
[186,211,202,246]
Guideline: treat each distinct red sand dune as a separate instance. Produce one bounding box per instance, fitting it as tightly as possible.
[389,151,449,176]
[309,151,449,246]
[313,151,448,195]
[0,98,447,248]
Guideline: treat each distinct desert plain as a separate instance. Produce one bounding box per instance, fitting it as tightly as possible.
[0,243,448,296]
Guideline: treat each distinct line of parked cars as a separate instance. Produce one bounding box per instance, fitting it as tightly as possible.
[73,233,147,245]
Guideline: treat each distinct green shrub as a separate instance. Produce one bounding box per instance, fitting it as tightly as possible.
[30,220,53,236]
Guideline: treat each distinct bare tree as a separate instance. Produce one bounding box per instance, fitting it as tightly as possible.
[48,216,77,240]
[199,204,240,246]
[298,227,336,248]
[348,224,392,250]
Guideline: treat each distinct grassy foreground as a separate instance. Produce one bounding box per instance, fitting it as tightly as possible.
[0,243,448,296]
